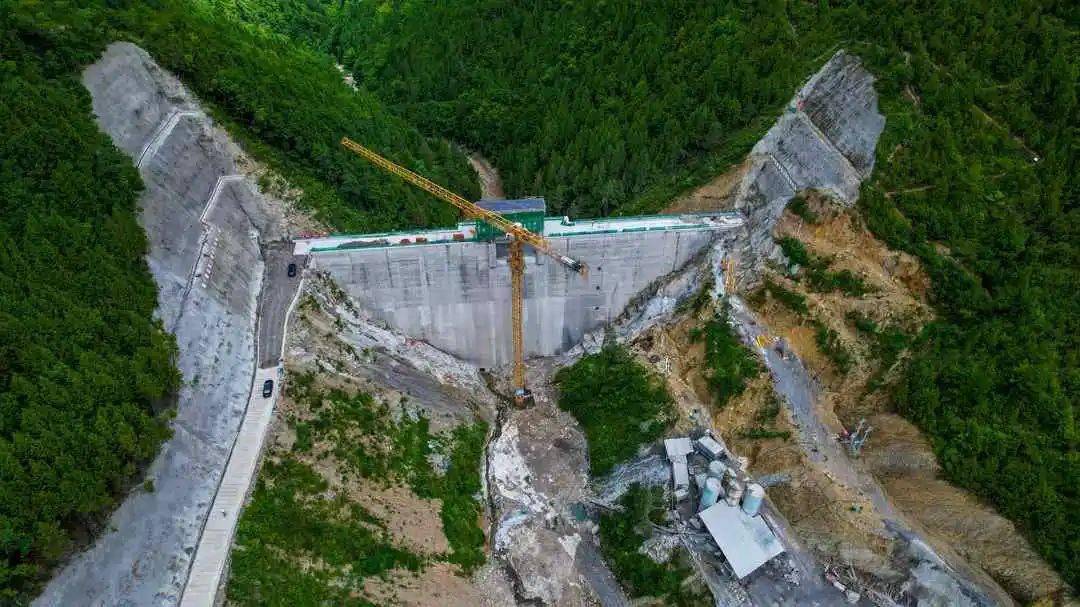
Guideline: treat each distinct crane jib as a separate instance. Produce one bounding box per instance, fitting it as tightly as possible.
[340,136,588,400]
[340,136,586,275]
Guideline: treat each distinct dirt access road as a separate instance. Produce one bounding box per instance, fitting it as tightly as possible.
[466,151,506,200]
[727,294,1009,607]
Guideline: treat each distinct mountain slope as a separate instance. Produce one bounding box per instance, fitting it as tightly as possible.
[0,1,476,602]
[195,0,1079,591]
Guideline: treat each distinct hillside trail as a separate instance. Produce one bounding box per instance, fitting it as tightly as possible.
[722,285,1010,607]
[466,151,506,199]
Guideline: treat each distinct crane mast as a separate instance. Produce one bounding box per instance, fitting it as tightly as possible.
[340,137,586,402]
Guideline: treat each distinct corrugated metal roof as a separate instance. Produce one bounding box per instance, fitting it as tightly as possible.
[664,437,694,460]
[699,502,784,579]
[696,435,726,459]
[477,197,546,213]
[673,460,690,489]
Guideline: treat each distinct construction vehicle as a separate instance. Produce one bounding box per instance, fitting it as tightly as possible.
[340,137,587,404]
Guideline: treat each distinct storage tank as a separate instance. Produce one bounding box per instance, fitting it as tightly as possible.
[741,483,765,516]
[700,477,722,511]
[725,479,745,506]
[708,460,727,479]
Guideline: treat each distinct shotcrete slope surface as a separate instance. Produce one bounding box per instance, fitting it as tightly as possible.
[36,42,288,606]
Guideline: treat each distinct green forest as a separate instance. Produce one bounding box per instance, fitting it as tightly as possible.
[194,0,1079,590]
[0,0,475,602]
[2,0,1077,601]
[1,7,179,603]
[199,0,841,218]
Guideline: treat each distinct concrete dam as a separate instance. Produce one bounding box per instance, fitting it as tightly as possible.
[297,209,743,367]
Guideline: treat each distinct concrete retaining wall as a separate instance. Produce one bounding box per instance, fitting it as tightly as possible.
[316,227,730,368]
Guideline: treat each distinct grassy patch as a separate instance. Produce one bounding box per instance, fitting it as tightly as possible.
[431,422,488,572]
[738,392,790,441]
[754,393,782,425]
[812,321,853,374]
[787,194,820,223]
[848,312,912,389]
[690,315,759,409]
[228,379,488,603]
[759,278,809,315]
[555,345,675,476]
[777,237,872,297]
[737,427,792,441]
[599,484,710,606]
[753,278,854,374]
[226,457,419,606]
[848,312,911,367]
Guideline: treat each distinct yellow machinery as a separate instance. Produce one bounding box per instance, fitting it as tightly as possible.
[341,137,587,403]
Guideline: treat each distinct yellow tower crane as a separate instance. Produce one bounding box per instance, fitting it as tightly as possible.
[341,137,587,403]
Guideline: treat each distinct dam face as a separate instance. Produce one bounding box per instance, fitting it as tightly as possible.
[299,213,742,367]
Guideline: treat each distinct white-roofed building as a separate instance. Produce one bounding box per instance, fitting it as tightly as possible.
[664,437,694,460]
[664,438,694,501]
[671,455,690,501]
[698,501,784,579]
[696,435,726,460]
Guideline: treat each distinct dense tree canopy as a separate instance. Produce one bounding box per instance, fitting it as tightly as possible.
[212,0,840,218]
[554,344,674,476]
[847,1,1078,589]
[0,8,178,602]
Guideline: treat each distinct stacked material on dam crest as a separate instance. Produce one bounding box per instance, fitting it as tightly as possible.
[299,212,742,367]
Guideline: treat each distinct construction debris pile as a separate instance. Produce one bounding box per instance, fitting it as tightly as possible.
[664,432,785,580]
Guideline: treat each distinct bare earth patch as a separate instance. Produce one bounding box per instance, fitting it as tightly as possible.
[746,194,1070,603]
[362,562,485,607]
[346,481,449,556]
[664,158,751,214]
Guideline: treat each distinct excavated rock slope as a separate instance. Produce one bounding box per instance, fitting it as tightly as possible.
[37,42,286,606]
[733,50,885,280]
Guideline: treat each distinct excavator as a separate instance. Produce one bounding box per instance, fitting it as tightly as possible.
[340,137,587,404]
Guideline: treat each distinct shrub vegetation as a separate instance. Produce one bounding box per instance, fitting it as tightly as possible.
[690,316,760,409]
[777,236,872,297]
[554,345,674,476]
[599,484,710,606]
